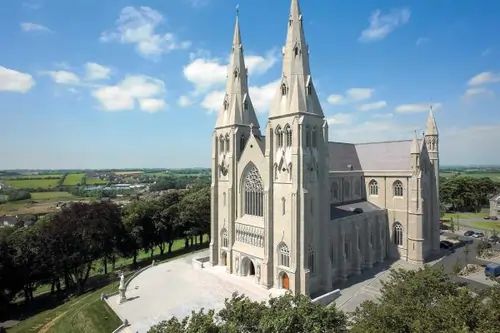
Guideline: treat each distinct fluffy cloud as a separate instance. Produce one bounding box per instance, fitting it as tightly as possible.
[326,113,353,125]
[92,75,166,112]
[42,70,80,85]
[85,62,111,81]
[20,22,51,33]
[178,95,193,107]
[327,88,374,105]
[201,80,279,114]
[329,119,416,143]
[359,8,410,42]
[395,102,442,113]
[100,6,191,58]
[467,71,500,86]
[416,37,429,46]
[462,87,494,101]
[358,100,387,111]
[183,50,278,93]
[0,66,35,93]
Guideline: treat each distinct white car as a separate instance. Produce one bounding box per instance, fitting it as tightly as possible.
[472,232,484,238]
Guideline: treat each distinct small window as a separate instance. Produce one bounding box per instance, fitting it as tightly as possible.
[308,247,315,273]
[240,134,245,153]
[223,100,228,110]
[223,192,226,206]
[307,84,312,95]
[285,125,292,147]
[244,100,249,110]
[281,197,286,216]
[312,127,317,147]
[281,83,287,96]
[234,69,238,78]
[276,126,283,148]
[219,135,224,153]
[393,180,403,197]
[294,46,298,56]
[369,180,378,196]
[225,135,230,153]
[305,126,311,147]
[279,242,290,267]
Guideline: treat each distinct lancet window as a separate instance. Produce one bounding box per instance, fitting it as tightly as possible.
[278,242,290,267]
[243,166,264,217]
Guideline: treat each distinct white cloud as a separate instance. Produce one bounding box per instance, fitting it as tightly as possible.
[358,100,387,111]
[326,94,345,105]
[85,62,111,81]
[330,120,416,143]
[372,113,394,119]
[100,6,191,58]
[178,95,193,107]
[92,75,166,112]
[359,8,410,42]
[201,80,279,114]
[183,50,277,94]
[139,98,166,113]
[186,0,208,7]
[462,87,494,101]
[326,113,353,125]
[327,88,374,105]
[20,22,51,33]
[0,66,35,93]
[43,70,80,85]
[416,37,429,46]
[395,102,442,114]
[467,71,500,86]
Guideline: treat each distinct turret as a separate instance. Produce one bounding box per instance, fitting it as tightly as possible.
[410,130,420,173]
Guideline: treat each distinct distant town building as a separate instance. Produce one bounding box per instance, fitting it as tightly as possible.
[490,194,500,217]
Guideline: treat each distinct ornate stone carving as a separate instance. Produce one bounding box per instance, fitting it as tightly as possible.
[235,223,264,247]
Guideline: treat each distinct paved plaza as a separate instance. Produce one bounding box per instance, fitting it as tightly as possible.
[107,250,445,332]
[107,250,285,333]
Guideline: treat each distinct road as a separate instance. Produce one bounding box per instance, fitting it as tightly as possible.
[434,231,500,291]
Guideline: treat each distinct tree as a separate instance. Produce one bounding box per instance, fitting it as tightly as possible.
[350,266,487,333]
[177,186,210,246]
[154,191,184,255]
[148,292,348,333]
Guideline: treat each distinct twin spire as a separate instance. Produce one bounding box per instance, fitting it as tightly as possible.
[216,0,321,129]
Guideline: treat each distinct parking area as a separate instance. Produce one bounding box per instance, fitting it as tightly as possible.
[465,271,499,287]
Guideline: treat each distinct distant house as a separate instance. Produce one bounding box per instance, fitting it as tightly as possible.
[0,216,18,227]
[490,194,500,217]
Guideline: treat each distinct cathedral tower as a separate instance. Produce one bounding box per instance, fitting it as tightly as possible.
[266,0,329,296]
[424,108,440,252]
[210,13,260,269]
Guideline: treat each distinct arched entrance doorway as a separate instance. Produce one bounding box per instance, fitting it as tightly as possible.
[241,257,255,277]
[249,261,255,276]
[281,272,289,290]
[221,251,227,266]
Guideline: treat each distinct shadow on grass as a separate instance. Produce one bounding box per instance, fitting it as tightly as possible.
[1,242,209,324]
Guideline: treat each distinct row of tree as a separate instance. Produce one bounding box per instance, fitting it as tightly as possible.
[148,267,500,333]
[0,185,210,314]
[440,175,500,212]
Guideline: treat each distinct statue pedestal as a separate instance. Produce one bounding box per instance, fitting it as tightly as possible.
[117,287,127,304]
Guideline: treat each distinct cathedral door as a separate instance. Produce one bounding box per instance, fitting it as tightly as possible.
[282,272,289,290]
[221,252,227,266]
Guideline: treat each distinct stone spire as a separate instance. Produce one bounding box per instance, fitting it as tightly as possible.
[268,0,324,118]
[411,131,420,154]
[425,107,438,136]
[215,12,260,129]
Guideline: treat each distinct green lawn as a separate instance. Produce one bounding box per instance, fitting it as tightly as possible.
[4,174,62,179]
[31,192,76,200]
[4,178,60,189]
[86,177,107,185]
[62,173,85,186]
[442,211,489,220]
[7,237,209,333]
[469,221,500,231]
[440,172,500,181]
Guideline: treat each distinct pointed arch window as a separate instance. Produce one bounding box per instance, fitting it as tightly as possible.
[281,197,286,216]
[393,180,404,197]
[368,180,378,196]
[278,242,290,267]
[393,222,403,246]
[305,126,311,147]
[225,134,230,153]
[281,83,287,96]
[221,228,229,248]
[240,134,246,153]
[233,68,238,79]
[275,126,284,148]
[243,100,249,110]
[223,192,226,206]
[343,179,351,198]
[219,135,225,153]
[308,247,315,273]
[312,127,317,147]
[223,100,228,110]
[242,166,264,217]
[284,125,292,147]
[294,46,299,56]
[307,83,312,95]
[331,182,339,201]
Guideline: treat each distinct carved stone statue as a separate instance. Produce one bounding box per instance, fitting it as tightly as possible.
[117,273,127,304]
[256,265,261,278]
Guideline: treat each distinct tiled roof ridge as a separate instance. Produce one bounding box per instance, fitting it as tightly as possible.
[329,139,413,145]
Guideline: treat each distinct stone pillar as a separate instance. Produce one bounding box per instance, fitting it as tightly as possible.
[261,190,273,289]
[378,218,385,263]
[365,219,374,268]
[339,226,348,280]
[353,225,362,275]
[117,274,126,304]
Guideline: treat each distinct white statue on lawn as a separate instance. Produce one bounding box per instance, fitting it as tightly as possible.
[117,273,127,304]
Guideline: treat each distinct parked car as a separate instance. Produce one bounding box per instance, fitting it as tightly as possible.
[464,230,475,237]
[488,235,499,243]
[491,216,499,221]
[440,241,454,250]
[472,232,485,238]
[484,216,491,220]
[484,263,500,278]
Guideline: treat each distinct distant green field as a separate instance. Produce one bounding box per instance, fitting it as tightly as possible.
[63,173,84,186]
[5,174,62,179]
[86,177,108,185]
[440,172,500,180]
[4,178,59,188]
[31,191,75,200]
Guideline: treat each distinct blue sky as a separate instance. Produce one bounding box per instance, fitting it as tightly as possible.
[0,0,499,169]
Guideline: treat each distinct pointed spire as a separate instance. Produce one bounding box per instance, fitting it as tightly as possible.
[268,0,324,118]
[215,10,260,130]
[425,106,438,135]
[411,131,420,154]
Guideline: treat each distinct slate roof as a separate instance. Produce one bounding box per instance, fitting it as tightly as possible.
[329,140,419,172]
[330,200,384,220]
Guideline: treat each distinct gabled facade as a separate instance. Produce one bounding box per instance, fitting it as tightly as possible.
[209,0,441,297]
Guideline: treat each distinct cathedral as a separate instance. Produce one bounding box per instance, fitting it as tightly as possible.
[209,0,440,297]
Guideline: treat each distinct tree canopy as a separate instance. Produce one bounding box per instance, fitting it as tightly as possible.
[440,175,499,212]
